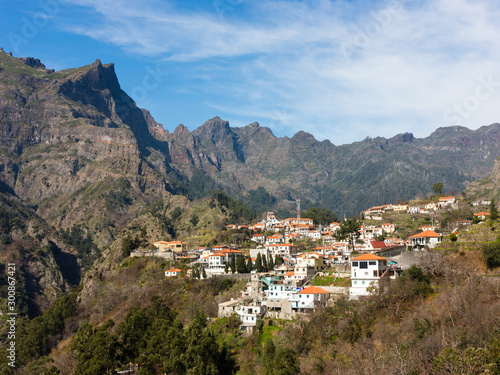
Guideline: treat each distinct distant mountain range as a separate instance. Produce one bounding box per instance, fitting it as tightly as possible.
[1,49,500,238]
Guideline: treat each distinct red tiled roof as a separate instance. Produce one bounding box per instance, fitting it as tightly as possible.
[369,240,387,249]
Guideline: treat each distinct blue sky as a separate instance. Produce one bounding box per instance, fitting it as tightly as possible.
[2,0,500,144]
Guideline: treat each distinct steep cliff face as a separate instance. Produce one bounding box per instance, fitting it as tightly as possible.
[464,157,500,200]
[0,52,175,245]
[0,192,78,317]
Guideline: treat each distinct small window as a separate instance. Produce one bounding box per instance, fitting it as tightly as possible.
[369,261,376,265]
[352,261,359,267]
[354,281,357,284]
[360,261,368,269]
[362,281,365,285]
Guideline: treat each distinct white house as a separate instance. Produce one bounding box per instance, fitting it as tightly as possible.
[438,196,456,207]
[165,268,182,277]
[208,249,245,269]
[408,230,442,249]
[350,254,388,298]
[291,286,330,311]
[474,212,491,220]
[237,303,266,328]
[265,283,297,301]
[251,234,265,243]
[266,244,298,258]
[266,234,284,245]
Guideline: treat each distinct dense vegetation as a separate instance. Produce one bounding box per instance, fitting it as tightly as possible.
[210,190,256,223]
[71,297,235,375]
[0,289,79,374]
[59,225,100,271]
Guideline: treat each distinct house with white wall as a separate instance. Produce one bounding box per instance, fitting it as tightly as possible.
[165,268,182,277]
[350,254,388,298]
[290,286,330,312]
[408,230,442,249]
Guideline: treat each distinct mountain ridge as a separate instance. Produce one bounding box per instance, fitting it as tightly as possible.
[1,50,500,227]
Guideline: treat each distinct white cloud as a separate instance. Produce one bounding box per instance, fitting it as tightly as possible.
[61,0,500,143]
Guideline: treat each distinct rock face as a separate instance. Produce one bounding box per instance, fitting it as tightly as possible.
[0,51,174,246]
[464,157,500,200]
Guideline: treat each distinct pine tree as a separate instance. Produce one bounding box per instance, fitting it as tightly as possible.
[224,261,229,274]
[490,199,499,220]
[246,256,253,273]
[236,255,247,274]
[202,267,207,279]
[230,254,236,274]
[262,256,268,272]
[261,338,276,375]
[268,255,274,270]
[255,253,263,272]
[276,255,283,266]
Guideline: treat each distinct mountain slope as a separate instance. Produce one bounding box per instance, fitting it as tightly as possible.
[0,51,177,246]
[1,50,500,228]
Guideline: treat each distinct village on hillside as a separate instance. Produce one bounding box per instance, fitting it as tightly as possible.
[130,196,496,333]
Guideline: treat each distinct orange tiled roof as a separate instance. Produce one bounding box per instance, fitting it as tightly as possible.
[351,254,387,261]
[298,286,330,294]
[408,230,442,238]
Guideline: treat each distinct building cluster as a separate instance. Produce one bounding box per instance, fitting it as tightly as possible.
[145,197,499,330]
[364,197,458,217]
[218,251,406,332]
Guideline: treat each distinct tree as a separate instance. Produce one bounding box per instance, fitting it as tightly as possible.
[262,256,268,272]
[236,255,247,274]
[273,347,300,375]
[483,241,500,270]
[72,320,121,375]
[202,268,207,279]
[334,217,362,255]
[489,199,499,220]
[432,182,444,195]
[268,255,274,270]
[275,255,283,266]
[246,257,253,273]
[261,338,276,375]
[230,254,236,274]
[302,207,337,225]
[255,253,263,272]
[224,261,229,274]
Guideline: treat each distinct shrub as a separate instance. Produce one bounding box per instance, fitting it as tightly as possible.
[483,241,500,270]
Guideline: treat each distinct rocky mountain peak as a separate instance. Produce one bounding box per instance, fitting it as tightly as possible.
[390,132,414,143]
[174,124,190,135]
[193,116,233,142]
[291,130,317,142]
[431,125,471,136]
[17,56,46,69]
